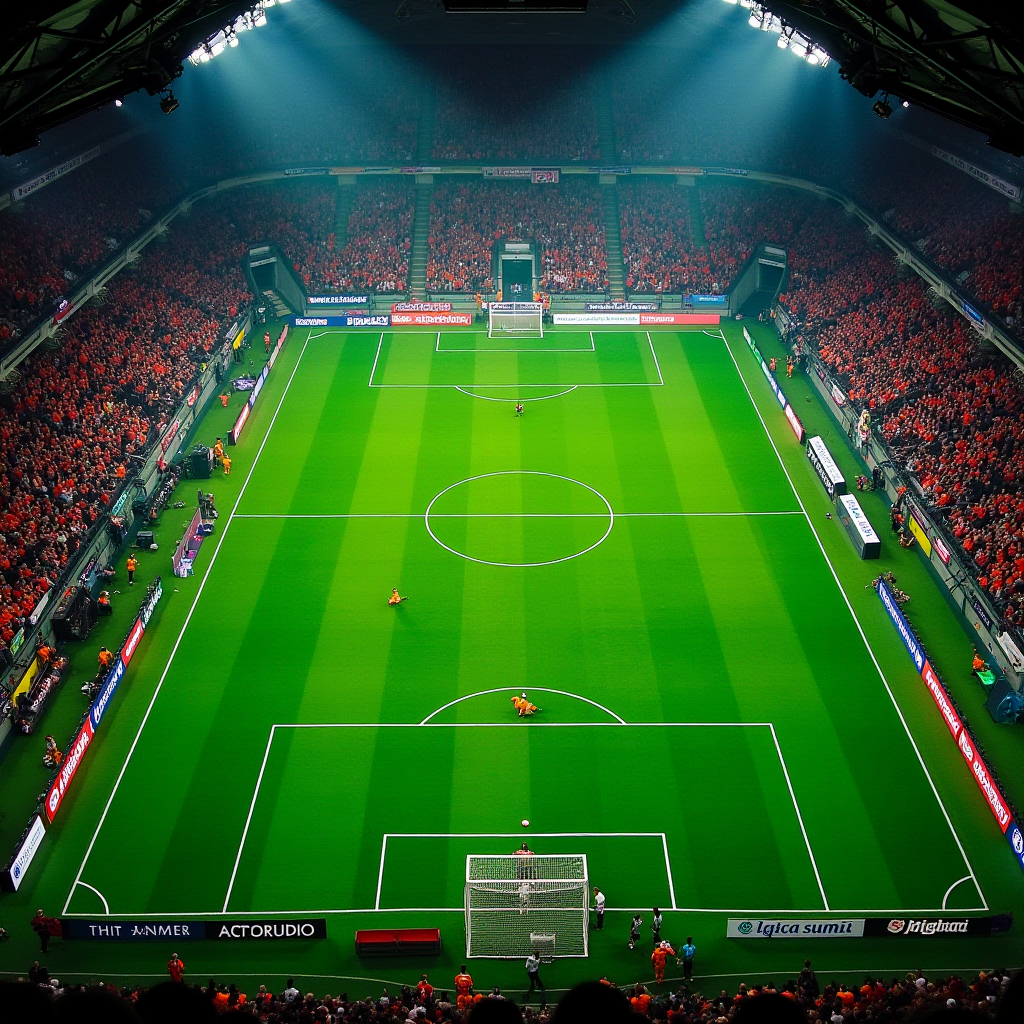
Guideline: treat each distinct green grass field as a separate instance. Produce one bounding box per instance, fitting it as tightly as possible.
[14,322,1024,991]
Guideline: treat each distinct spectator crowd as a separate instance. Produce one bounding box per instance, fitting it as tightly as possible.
[427,180,607,293]
[3,963,1019,1022]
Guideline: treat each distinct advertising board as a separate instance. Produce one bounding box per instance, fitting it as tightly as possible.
[229,401,250,445]
[907,504,933,556]
[837,493,881,558]
[863,916,1011,937]
[12,147,101,202]
[531,169,560,183]
[291,315,390,328]
[687,294,728,306]
[391,312,475,326]
[3,815,46,891]
[44,718,95,822]
[307,295,369,305]
[784,403,805,442]
[877,578,926,673]
[933,534,951,565]
[392,302,452,312]
[585,302,658,311]
[553,313,641,325]
[806,436,846,500]
[62,917,328,941]
[639,312,720,325]
[727,918,864,938]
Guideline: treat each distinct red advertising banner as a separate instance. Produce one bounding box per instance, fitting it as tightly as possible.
[121,617,145,667]
[921,660,1012,832]
[638,313,721,326]
[391,312,475,326]
[391,302,453,313]
[44,719,95,822]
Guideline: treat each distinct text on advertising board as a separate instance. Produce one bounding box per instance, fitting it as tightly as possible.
[727,918,864,938]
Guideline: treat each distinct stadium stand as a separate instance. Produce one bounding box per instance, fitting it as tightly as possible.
[1,967,1015,1019]
[432,61,598,164]
[779,203,1024,628]
[0,206,249,647]
[426,180,608,293]
[618,178,713,294]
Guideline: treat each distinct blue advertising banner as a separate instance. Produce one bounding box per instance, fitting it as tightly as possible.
[688,294,728,305]
[307,295,370,305]
[292,315,390,328]
[877,578,926,673]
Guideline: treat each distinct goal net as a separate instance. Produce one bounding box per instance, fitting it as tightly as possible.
[464,854,589,958]
[488,301,544,338]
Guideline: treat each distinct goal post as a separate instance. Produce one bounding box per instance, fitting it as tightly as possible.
[488,301,544,338]
[464,854,589,958]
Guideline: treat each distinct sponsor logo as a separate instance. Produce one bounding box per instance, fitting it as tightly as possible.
[295,317,328,327]
[121,618,145,665]
[209,918,328,940]
[391,312,474,326]
[687,294,727,305]
[784,404,805,442]
[89,659,126,729]
[392,302,452,312]
[727,918,864,938]
[45,720,95,821]
[283,167,329,176]
[887,919,904,934]
[878,580,926,673]
[1012,826,1023,855]
[230,401,250,442]
[638,312,720,325]
[806,436,846,499]
[933,534,951,564]
[307,295,369,305]
[7,816,46,891]
[585,302,658,311]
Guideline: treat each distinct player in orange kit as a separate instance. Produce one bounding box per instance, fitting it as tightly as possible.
[511,693,541,717]
[651,941,676,984]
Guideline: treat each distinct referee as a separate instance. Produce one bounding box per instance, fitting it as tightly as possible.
[523,953,545,1003]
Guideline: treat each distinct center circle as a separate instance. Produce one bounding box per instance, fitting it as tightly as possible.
[424,471,614,567]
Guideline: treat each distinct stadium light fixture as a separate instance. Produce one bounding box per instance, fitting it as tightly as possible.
[187,1,279,66]
[729,2,830,67]
[873,95,893,119]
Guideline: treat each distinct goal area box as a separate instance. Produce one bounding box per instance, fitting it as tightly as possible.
[464,854,589,958]
[488,302,544,338]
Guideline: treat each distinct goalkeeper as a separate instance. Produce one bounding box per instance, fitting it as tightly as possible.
[511,693,541,717]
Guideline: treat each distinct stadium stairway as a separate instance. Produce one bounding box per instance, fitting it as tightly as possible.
[408,181,433,299]
[416,86,437,163]
[262,289,291,319]
[595,74,618,162]
[692,186,708,247]
[688,186,707,248]
[600,184,626,301]
[334,182,353,250]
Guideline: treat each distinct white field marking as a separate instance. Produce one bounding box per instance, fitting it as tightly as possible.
[647,332,665,385]
[218,722,839,921]
[434,330,594,353]
[720,330,988,911]
[369,328,662,389]
[418,686,627,725]
[375,836,388,910]
[661,833,678,910]
[232,510,804,520]
[367,331,385,386]
[62,335,313,918]
[59,903,983,918]
[377,832,671,912]
[454,385,578,403]
[75,881,110,915]
[943,875,975,910]
[223,726,279,912]
[423,470,614,568]
[769,723,828,911]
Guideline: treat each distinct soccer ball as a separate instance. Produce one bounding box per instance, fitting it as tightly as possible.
[150,543,159,551]
[521,819,530,827]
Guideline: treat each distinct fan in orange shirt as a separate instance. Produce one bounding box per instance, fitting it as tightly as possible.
[651,942,676,984]
[511,693,541,717]
[454,966,474,1000]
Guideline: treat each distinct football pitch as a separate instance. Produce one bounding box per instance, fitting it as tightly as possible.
[52,323,1010,979]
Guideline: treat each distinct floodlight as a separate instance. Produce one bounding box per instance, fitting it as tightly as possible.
[902,100,910,108]
[229,34,239,46]
[873,96,892,119]
[199,48,211,62]
[264,0,275,6]
[254,11,268,25]
[777,32,789,47]
[211,40,225,56]
[721,0,738,4]
[748,12,760,26]
[114,98,123,107]
[738,0,754,7]
[159,92,179,115]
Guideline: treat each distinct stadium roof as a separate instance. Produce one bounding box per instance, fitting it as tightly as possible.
[0,0,254,155]
[1,0,1021,156]
[761,0,1024,155]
